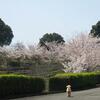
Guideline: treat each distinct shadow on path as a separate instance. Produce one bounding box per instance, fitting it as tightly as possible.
[11,87,100,100]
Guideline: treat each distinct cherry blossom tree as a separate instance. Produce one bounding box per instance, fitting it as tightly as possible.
[0,33,100,74]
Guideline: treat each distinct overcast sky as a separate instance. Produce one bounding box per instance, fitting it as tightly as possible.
[0,0,100,45]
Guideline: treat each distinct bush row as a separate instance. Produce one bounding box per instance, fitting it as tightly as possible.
[49,72,100,92]
[0,72,100,98]
[0,74,45,98]
[95,71,100,84]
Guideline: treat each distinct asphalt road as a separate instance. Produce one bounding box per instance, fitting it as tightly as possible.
[11,87,100,100]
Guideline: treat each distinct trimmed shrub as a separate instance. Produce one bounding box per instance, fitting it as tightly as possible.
[0,74,45,98]
[49,72,97,92]
[95,71,100,84]
[49,77,67,92]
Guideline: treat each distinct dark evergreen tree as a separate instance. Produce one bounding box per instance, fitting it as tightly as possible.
[0,18,14,46]
[39,33,65,46]
[89,21,100,38]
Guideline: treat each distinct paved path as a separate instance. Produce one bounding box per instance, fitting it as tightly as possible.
[11,87,100,100]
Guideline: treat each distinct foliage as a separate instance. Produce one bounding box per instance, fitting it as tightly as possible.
[62,34,100,72]
[89,21,100,38]
[0,18,14,46]
[95,71,100,84]
[49,72,97,92]
[39,33,65,47]
[0,33,100,74]
[0,74,45,98]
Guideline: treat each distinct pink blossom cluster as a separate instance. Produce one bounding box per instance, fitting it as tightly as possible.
[0,34,100,73]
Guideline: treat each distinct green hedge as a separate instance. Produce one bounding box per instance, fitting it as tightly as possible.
[95,72,100,84]
[49,72,97,92]
[0,74,45,98]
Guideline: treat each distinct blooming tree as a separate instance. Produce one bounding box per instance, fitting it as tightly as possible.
[0,33,100,73]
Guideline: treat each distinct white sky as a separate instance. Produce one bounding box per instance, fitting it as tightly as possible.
[0,0,100,45]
